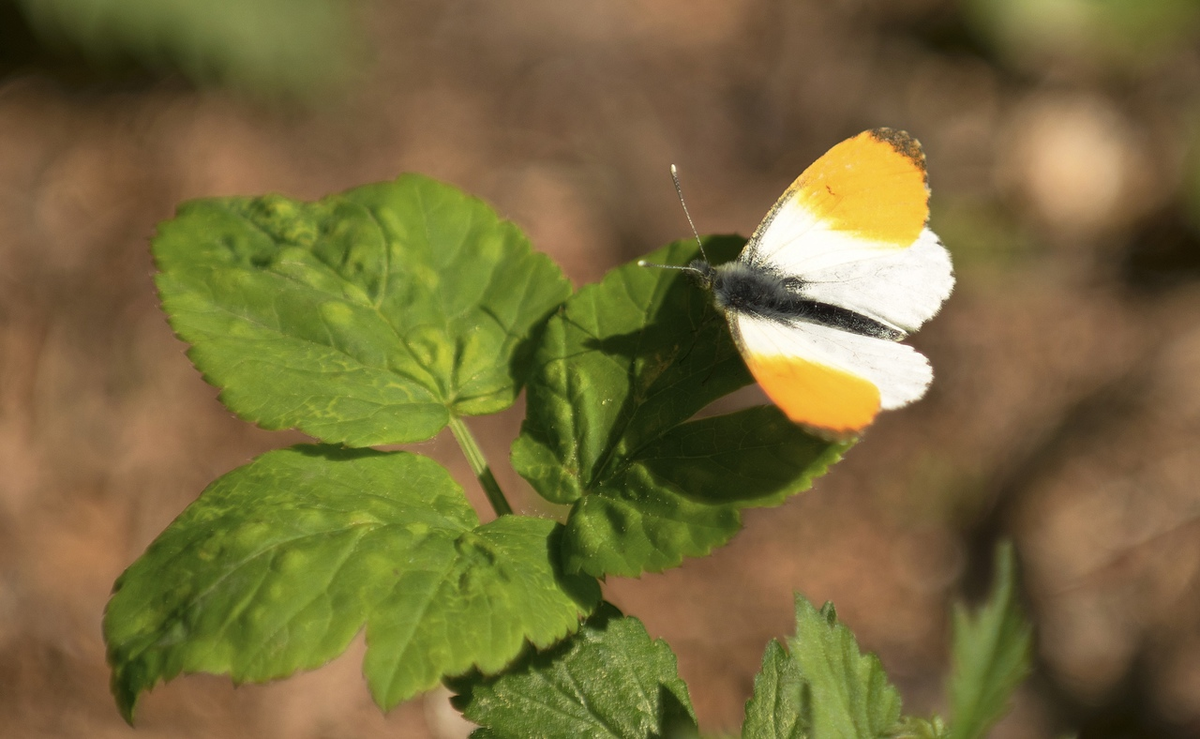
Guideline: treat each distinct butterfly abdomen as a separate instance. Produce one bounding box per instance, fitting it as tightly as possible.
[710,262,904,340]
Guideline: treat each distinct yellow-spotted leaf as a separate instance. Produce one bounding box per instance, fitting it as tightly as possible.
[103,446,599,723]
[153,175,570,446]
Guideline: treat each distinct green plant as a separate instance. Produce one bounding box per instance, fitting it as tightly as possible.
[104,174,1032,737]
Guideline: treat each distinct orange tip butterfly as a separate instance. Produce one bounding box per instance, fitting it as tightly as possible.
[641,128,954,440]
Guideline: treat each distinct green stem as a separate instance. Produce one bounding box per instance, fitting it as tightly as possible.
[448,416,513,517]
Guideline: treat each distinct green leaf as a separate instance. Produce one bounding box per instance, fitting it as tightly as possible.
[153,175,571,446]
[512,237,752,504]
[450,603,698,739]
[104,446,599,723]
[513,237,849,577]
[743,639,812,739]
[787,597,902,739]
[894,716,950,739]
[636,406,841,507]
[947,542,1032,739]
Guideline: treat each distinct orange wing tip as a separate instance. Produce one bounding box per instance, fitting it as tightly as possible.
[789,128,930,248]
[867,128,926,174]
[745,352,881,438]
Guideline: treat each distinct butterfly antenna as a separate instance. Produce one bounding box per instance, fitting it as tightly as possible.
[636,259,705,273]
[670,164,709,262]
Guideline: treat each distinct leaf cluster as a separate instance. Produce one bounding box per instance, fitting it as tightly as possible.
[455,544,1030,739]
[106,175,849,722]
[103,174,1032,737]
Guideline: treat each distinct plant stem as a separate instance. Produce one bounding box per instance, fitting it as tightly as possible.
[448,416,513,517]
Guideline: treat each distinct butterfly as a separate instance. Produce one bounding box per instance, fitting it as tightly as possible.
[642,128,955,439]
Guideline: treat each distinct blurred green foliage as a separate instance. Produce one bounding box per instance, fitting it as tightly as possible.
[964,0,1200,71]
[11,0,358,95]
[931,199,1042,277]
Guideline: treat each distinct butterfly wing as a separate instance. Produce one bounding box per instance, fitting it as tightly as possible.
[796,228,953,334]
[743,128,953,333]
[731,312,934,438]
[720,128,952,435]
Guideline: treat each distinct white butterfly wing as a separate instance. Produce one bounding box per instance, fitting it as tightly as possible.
[790,228,954,334]
[740,129,953,333]
[731,313,934,437]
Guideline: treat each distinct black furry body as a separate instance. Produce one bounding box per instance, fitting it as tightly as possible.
[690,259,904,341]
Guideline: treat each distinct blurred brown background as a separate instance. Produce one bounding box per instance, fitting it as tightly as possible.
[2,0,1200,736]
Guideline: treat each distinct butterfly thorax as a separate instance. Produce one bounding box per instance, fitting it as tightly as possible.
[695,260,904,341]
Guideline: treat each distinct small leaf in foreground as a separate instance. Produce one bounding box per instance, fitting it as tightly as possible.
[742,638,811,739]
[760,596,902,739]
[450,603,697,739]
[894,716,950,739]
[513,237,850,578]
[104,446,599,723]
[153,175,571,446]
[947,542,1032,739]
